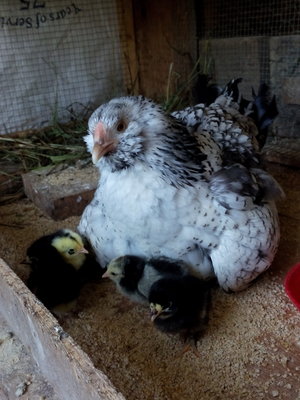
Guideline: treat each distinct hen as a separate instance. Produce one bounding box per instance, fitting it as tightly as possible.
[78,85,283,292]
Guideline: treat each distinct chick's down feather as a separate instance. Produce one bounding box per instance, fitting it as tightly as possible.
[149,274,211,344]
[103,255,193,304]
[26,229,102,311]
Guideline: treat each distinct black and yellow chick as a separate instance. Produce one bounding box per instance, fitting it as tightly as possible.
[26,229,102,314]
[149,275,211,353]
[102,255,192,304]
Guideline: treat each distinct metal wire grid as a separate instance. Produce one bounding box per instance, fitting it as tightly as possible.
[197,0,300,90]
[197,0,300,137]
[197,0,300,39]
[0,0,128,134]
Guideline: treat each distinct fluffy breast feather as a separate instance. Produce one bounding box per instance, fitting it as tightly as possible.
[79,163,222,274]
[78,94,281,291]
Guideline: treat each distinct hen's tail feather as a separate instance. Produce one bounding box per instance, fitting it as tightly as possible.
[191,77,278,149]
[221,80,278,149]
[221,78,243,104]
[250,84,279,148]
[239,96,253,116]
[192,74,222,106]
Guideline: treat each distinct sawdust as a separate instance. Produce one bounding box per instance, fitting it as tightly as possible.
[42,165,99,190]
[0,164,300,400]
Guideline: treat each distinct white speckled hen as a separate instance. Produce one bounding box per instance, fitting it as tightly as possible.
[78,86,283,292]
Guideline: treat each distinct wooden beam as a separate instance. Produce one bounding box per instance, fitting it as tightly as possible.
[0,258,126,400]
[117,0,140,94]
[132,0,197,100]
[21,165,99,220]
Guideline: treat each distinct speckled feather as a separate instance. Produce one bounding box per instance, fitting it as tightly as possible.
[78,94,281,291]
[172,94,260,167]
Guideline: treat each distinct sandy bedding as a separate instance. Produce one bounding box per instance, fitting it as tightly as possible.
[0,163,299,400]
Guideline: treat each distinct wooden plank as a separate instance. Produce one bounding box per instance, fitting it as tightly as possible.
[0,258,126,400]
[132,0,197,100]
[22,165,99,220]
[263,139,300,169]
[117,0,140,95]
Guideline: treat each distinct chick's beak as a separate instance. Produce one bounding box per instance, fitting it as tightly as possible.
[20,257,31,265]
[150,303,163,322]
[102,270,110,278]
[92,122,116,163]
[77,247,89,254]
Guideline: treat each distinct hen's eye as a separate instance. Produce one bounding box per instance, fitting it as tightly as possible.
[68,249,75,255]
[116,122,125,132]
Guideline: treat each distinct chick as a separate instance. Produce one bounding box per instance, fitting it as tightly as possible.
[26,229,102,313]
[102,255,192,304]
[149,275,211,352]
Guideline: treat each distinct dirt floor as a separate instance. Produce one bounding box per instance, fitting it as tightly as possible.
[0,162,300,400]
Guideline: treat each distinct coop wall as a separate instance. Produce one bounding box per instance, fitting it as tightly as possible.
[1,0,299,139]
[195,0,300,139]
[132,0,197,102]
[0,0,133,135]
[133,0,300,139]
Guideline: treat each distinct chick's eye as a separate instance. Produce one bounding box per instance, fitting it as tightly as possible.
[68,249,75,255]
[116,122,125,132]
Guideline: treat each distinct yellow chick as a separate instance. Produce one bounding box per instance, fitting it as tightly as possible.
[26,229,102,313]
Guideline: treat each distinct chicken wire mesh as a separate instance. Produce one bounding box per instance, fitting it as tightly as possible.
[0,0,130,134]
[1,0,299,138]
[197,0,300,38]
[197,0,300,137]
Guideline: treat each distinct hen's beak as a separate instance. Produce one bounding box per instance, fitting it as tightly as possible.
[92,122,116,163]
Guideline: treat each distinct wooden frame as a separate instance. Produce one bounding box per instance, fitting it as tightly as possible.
[0,258,125,400]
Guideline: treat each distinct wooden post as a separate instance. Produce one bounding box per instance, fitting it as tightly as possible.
[117,0,140,95]
[131,0,197,100]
